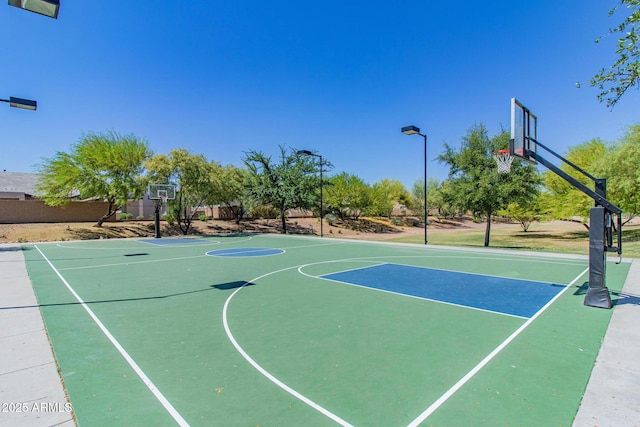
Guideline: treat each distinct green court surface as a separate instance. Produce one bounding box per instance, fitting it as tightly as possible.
[22,234,631,426]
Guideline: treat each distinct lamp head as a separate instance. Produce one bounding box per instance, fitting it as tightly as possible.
[8,96,37,110]
[8,0,60,19]
[401,125,421,135]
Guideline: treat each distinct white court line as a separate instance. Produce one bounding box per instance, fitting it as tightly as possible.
[54,235,254,250]
[34,245,190,427]
[58,254,209,271]
[222,265,354,427]
[207,247,286,258]
[406,266,589,427]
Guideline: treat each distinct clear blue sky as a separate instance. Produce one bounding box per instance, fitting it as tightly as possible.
[2,1,638,188]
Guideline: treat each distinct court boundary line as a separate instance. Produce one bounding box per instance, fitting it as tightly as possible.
[53,236,253,250]
[406,266,589,427]
[34,245,190,427]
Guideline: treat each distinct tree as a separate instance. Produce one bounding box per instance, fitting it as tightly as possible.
[435,180,463,218]
[36,131,151,227]
[324,172,371,220]
[542,139,607,229]
[499,201,543,232]
[145,149,214,235]
[595,124,640,221]
[367,179,410,218]
[438,124,541,246]
[208,163,250,224]
[590,0,640,107]
[411,177,441,220]
[243,146,323,234]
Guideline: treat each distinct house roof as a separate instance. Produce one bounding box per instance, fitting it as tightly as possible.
[0,171,40,196]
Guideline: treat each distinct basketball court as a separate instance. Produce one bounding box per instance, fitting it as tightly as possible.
[4,233,634,426]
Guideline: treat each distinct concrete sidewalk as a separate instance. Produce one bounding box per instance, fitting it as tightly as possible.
[573,258,640,427]
[0,244,75,427]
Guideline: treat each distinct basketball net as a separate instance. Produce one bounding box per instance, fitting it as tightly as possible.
[493,150,514,174]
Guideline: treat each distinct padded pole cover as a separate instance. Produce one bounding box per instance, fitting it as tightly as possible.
[585,206,612,308]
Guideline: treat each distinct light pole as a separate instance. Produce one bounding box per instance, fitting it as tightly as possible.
[1,96,37,110]
[401,125,427,245]
[297,150,323,237]
[8,0,60,19]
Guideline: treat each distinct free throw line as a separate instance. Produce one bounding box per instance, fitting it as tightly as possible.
[34,246,190,427]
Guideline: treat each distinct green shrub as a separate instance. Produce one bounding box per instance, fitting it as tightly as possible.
[136,215,145,220]
[198,214,210,221]
[390,217,403,226]
[119,213,133,221]
[163,212,176,225]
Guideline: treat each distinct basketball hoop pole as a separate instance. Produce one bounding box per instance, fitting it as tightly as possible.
[153,199,162,239]
[509,97,621,308]
[524,139,622,309]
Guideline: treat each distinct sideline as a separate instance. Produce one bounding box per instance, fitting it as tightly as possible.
[0,244,75,426]
[33,245,189,427]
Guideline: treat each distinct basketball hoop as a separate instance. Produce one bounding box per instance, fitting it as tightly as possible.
[493,149,514,174]
[148,184,175,239]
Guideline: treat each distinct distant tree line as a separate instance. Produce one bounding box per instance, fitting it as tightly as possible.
[35,123,640,246]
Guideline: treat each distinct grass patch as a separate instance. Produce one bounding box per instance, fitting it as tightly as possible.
[387,222,640,258]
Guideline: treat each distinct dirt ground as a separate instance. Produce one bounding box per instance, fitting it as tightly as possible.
[0,216,490,244]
